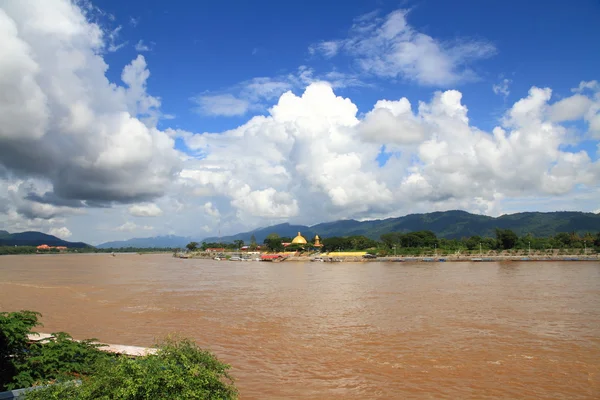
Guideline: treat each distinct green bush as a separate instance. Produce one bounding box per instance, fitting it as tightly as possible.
[2,311,237,399]
[26,337,237,400]
[1,311,109,391]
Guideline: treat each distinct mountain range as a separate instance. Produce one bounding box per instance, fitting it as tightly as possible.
[96,235,195,249]
[0,230,90,248]
[3,210,598,249]
[202,210,600,243]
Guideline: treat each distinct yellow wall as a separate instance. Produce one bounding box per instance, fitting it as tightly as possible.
[325,251,367,257]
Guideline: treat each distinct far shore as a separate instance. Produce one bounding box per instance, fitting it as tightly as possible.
[178,251,599,263]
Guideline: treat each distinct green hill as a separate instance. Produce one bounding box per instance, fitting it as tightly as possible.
[0,231,90,248]
[202,210,600,243]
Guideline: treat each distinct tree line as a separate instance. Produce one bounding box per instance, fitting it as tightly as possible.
[0,246,178,255]
[187,229,600,254]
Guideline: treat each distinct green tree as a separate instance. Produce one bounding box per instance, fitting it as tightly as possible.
[185,242,198,251]
[1,310,41,390]
[233,240,244,250]
[380,233,402,249]
[495,229,518,250]
[1,311,108,391]
[249,234,257,251]
[263,237,283,252]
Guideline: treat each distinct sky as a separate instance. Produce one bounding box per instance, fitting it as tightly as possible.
[1,0,600,245]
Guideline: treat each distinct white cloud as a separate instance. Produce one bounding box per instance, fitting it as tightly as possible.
[49,226,72,239]
[106,25,127,52]
[176,82,600,228]
[572,80,599,93]
[114,222,154,232]
[128,203,163,217]
[309,9,496,86]
[308,40,341,58]
[493,78,511,98]
[203,202,221,219]
[134,40,150,52]
[129,17,139,27]
[192,94,250,116]
[549,94,593,122]
[0,0,181,209]
[190,68,364,117]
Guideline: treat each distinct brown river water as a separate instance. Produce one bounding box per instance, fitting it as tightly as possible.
[1,254,599,399]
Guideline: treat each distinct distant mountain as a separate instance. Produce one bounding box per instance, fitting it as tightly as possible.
[0,231,90,248]
[202,211,600,243]
[97,235,194,249]
[202,223,317,244]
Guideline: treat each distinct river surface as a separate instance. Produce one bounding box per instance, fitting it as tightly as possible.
[1,254,599,399]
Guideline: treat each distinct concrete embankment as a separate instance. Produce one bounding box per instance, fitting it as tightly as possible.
[28,333,156,356]
[286,255,599,262]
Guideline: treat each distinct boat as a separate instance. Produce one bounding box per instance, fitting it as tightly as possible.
[229,256,242,261]
[214,257,221,261]
[311,257,324,262]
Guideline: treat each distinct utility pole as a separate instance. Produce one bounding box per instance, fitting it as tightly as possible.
[584,240,587,254]
[528,241,531,255]
[434,243,437,256]
[479,242,482,256]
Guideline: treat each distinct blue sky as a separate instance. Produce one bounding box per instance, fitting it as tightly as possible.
[1,0,599,244]
[97,0,600,134]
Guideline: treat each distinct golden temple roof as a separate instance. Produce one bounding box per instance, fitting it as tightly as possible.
[291,232,308,244]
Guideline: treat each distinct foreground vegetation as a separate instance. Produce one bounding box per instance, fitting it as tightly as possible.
[0,311,237,399]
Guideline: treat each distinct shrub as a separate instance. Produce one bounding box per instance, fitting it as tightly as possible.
[26,337,237,400]
[1,311,109,391]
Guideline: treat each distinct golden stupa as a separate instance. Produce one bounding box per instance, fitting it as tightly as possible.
[291,232,308,244]
[314,235,323,247]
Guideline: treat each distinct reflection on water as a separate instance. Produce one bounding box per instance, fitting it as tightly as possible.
[1,254,599,399]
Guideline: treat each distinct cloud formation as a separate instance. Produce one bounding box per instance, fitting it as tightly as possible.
[309,9,496,86]
[191,67,363,117]
[493,78,511,98]
[128,203,163,217]
[0,0,180,207]
[177,82,600,228]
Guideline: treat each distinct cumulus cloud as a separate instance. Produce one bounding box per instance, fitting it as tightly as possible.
[549,94,593,122]
[572,80,599,93]
[128,203,163,217]
[176,82,600,227]
[49,226,72,239]
[190,67,364,117]
[309,9,496,86]
[0,0,180,213]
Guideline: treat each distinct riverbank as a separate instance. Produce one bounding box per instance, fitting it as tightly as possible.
[177,251,599,262]
[285,254,600,262]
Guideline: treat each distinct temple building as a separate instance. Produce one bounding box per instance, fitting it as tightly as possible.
[291,232,308,245]
[313,235,323,248]
[288,232,323,249]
